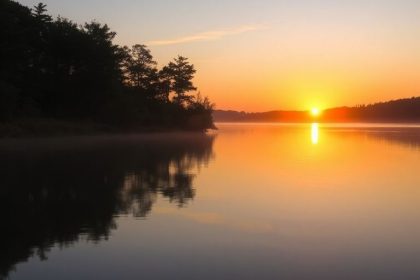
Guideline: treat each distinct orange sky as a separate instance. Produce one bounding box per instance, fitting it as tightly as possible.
[19,0,420,111]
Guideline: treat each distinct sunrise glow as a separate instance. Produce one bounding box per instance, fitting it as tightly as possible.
[311,108,321,117]
[3,1,420,279]
[14,0,419,112]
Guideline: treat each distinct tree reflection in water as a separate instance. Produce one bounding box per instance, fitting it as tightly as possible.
[0,133,214,278]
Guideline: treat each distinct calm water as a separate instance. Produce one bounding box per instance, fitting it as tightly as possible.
[2,123,420,280]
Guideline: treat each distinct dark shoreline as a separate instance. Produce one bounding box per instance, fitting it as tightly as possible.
[214,121,420,125]
[0,119,216,139]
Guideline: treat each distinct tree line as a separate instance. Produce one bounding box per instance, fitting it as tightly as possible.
[0,1,215,130]
[213,97,420,123]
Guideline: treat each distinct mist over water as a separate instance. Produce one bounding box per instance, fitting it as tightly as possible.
[2,124,420,280]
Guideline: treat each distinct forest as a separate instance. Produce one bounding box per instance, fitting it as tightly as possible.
[214,97,420,123]
[0,0,215,136]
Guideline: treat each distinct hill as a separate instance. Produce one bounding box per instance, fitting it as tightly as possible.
[214,97,420,123]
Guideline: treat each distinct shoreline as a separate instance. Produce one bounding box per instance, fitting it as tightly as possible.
[215,121,420,126]
[0,119,215,139]
[4,119,420,139]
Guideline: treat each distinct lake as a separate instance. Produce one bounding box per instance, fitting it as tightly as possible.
[2,123,420,280]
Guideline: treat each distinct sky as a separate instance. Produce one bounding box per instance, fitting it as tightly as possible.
[18,0,420,111]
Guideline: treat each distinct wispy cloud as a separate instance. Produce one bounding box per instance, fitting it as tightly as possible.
[147,24,268,46]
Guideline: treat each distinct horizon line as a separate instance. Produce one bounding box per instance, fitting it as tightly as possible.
[215,96,420,113]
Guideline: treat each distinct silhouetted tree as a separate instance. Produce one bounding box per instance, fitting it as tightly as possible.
[32,2,51,23]
[0,0,215,131]
[161,56,197,106]
[124,45,157,90]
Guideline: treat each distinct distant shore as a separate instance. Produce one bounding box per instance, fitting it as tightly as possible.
[214,120,420,124]
[213,97,420,123]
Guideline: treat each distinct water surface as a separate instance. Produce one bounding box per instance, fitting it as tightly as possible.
[2,123,420,280]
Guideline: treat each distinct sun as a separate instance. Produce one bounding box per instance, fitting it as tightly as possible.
[310,108,321,117]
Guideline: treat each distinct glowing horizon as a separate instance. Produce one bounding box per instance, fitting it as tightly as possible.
[17,0,420,111]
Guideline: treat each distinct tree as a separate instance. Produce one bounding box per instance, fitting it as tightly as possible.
[190,92,214,111]
[161,56,197,105]
[83,22,116,45]
[0,0,215,131]
[32,3,52,23]
[124,44,158,91]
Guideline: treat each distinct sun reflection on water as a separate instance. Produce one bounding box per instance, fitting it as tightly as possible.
[311,123,319,145]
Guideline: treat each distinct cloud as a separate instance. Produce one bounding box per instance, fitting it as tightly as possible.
[147,24,268,46]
